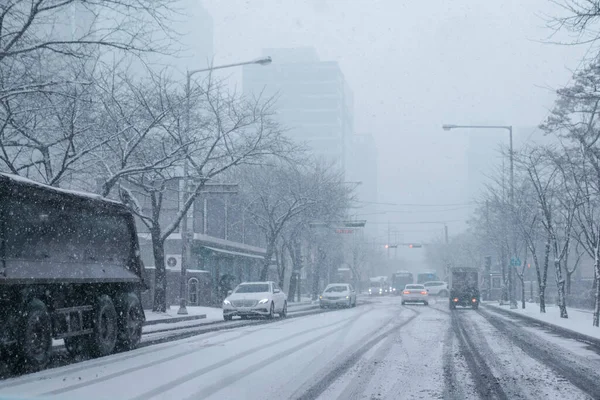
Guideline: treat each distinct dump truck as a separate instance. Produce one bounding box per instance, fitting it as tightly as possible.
[449,267,480,309]
[0,173,147,371]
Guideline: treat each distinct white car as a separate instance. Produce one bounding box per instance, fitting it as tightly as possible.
[223,281,287,320]
[402,284,429,305]
[320,283,357,308]
[423,281,449,296]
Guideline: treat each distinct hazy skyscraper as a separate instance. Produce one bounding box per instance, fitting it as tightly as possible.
[242,47,353,173]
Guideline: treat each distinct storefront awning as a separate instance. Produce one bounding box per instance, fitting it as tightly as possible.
[203,246,265,260]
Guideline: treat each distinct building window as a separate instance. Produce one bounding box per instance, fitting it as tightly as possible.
[188,278,199,305]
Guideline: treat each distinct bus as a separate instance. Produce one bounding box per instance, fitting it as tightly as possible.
[417,271,439,284]
[391,271,413,295]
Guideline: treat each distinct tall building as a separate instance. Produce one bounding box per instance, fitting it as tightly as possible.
[173,0,214,70]
[242,47,354,173]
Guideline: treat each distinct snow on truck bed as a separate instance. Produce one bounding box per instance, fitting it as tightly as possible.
[0,173,121,205]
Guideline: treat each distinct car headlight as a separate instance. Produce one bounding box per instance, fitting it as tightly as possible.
[223,299,231,305]
[368,289,372,293]
[258,299,269,304]
[346,296,349,299]
[319,295,323,299]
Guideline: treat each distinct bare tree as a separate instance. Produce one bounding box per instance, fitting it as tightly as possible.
[119,76,291,312]
[548,0,600,43]
[0,0,177,101]
[542,59,600,325]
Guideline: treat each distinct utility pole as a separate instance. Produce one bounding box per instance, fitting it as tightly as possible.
[177,57,272,315]
[387,220,391,259]
[442,123,516,308]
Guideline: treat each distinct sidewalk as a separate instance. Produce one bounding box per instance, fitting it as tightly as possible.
[143,306,217,326]
[484,302,600,341]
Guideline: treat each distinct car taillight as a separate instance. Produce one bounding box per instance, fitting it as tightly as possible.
[420,291,427,295]
[403,290,410,294]
[453,298,459,302]
[472,298,477,303]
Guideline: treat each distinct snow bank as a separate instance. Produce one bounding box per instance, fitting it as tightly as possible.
[145,306,223,323]
[486,303,600,340]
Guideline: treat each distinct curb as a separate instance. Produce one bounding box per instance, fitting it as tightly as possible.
[143,314,207,326]
[484,303,600,348]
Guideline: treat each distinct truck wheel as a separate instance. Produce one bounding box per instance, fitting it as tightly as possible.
[88,295,118,357]
[18,298,52,371]
[224,315,233,321]
[115,292,144,351]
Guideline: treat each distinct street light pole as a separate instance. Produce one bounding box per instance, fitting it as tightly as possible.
[177,56,272,315]
[442,124,517,309]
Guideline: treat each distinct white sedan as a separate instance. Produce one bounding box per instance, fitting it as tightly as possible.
[401,284,429,305]
[223,281,287,320]
[319,283,357,308]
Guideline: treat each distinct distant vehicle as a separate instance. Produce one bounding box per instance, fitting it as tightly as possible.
[0,173,147,371]
[368,277,388,296]
[402,284,429,305]
[320,283,357,308]
[417,271,439,284]
[223,281,287,320]
[449,267,480,309]
[423,281,449,296]
[391,271,413,295]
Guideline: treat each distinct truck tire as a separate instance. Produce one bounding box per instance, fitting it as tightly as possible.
[88,295,118,357]
[18,298,52,371]
[115,292,144,351]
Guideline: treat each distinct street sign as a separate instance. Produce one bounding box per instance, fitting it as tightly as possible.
[510,258,521,267]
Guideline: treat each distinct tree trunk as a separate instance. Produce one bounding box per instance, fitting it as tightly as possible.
[566,271,572,296]
[537,238,551,313]
[518,276,525,309]
[311,247,324,301]
[151,226,167,312]
[555,258,568,318]
[260,238,275,281]
[286,240,301,302]
[594,239,600,327]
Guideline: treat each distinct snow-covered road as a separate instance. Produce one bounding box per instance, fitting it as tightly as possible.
[0,297,599,399]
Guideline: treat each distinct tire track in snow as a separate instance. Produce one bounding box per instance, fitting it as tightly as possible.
[477,308,600,399]
[130,305,375,400]
[451,311,509,400]
[294,306,421,400]
[42,309,368,397]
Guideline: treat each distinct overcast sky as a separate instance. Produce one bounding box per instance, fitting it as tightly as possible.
[200,0,588,245]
